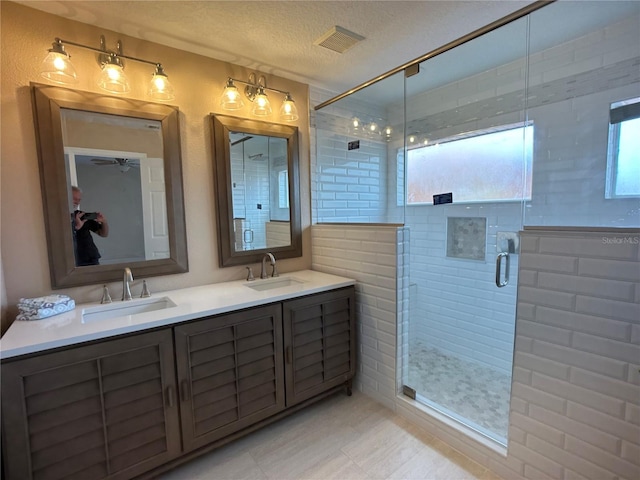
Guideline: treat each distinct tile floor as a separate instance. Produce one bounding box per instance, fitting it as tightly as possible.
[406,341,512,442]
[158,390,502,480]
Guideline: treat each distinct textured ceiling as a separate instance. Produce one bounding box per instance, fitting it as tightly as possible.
[19,0,535,96]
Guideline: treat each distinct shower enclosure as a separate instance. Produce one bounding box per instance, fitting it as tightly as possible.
[314,0,640,447]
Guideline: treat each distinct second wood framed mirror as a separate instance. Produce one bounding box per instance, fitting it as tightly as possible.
[211,114,301,267]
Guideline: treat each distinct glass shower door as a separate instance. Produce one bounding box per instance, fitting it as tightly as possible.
[401,17,530,445]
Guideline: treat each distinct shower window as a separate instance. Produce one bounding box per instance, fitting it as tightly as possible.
[405,124,533,205]
[606,98,640,198]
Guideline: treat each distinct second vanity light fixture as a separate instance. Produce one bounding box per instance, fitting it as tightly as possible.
[40,35,175,101]
[349,116,393,141]
[220,73,299,121]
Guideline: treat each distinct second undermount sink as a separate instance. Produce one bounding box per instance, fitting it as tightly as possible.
[82,296,177,323]
[245,277,304,292]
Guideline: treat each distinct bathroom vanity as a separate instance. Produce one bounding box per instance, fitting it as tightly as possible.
[0,270,356,480]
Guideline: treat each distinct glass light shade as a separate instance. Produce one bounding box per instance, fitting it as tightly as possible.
[98,63,130,94]
[279,94,299,121]
[368,122,379,134]
[40,50,78,85]
[148,69,175,101]
[220,79,245,110]
[252,87,272,116]
[383,126,393,138]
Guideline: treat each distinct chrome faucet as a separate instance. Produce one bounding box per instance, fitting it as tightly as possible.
[122,268,133,301]
[260,252,278,279]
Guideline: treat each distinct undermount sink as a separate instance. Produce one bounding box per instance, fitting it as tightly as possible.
[245,277,304,292]
[82,296,177,323]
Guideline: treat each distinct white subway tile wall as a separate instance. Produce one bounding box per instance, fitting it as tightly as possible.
[509,228,640,480]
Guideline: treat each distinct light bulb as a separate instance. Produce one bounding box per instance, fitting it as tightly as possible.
[40,43,78,85]
[279,94,299,121]
[98,60,130,94]
[252,87,272,116]
[220,79,245,110]
[149,65,174,101]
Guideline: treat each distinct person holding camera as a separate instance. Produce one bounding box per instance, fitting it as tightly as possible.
[71,185,109,266]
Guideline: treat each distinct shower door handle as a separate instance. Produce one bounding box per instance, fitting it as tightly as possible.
[495,252,510,287]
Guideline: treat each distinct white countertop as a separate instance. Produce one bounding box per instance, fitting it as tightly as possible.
[0,270,355,360]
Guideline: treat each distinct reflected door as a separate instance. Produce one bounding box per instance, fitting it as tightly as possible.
[140,157,170,259]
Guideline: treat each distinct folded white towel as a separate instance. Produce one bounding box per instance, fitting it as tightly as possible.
[16,294,75,321]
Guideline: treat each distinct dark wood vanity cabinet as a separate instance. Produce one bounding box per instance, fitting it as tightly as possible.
[174,303,285,452]
[283,288,356,406]
[1,286,355,480]
[1,329,181,480]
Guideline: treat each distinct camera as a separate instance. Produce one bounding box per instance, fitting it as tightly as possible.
[81,212,98,221]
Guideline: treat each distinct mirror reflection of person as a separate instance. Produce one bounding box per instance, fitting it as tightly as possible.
[71,186,109,266]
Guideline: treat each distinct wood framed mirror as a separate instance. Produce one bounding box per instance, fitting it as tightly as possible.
[31,83,188,288]
[211,114,301,267]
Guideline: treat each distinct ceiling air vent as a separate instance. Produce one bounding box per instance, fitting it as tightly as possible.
[314,26,365,54]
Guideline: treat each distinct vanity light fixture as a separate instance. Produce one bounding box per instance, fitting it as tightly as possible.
[40,40,78,84]
[39,36,175,101]
[220,73,299,122]
[348,116,390,139]
[149,64,175,101]
[97,53,130,94]
[220,78,245,110]
[279,93,299,122]
[252,86,273,116]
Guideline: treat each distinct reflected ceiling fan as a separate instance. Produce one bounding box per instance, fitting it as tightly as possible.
[91,157,140,172]
[230,136,253,146]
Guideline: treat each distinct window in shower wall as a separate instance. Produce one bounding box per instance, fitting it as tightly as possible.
[606,98,640,198]
[405,124,533,204]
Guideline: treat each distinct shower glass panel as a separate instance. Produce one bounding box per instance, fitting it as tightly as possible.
[401,18,529,445]
[313,71,406,225]
[524,0,640,229]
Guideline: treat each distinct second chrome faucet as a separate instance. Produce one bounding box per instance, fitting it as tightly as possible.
[122,267,133,301]
[260,253,279,279]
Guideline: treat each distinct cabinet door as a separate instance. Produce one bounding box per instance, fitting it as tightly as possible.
[174,303,285,452]
[283,287,356,406]
[1,329,181,480]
